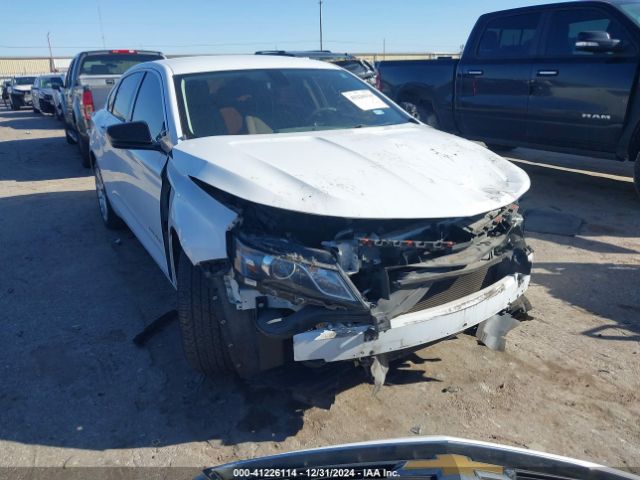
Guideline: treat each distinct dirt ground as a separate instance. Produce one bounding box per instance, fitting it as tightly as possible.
[0,107,638,477]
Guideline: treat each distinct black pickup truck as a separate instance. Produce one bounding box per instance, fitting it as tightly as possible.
[377,0,640,194]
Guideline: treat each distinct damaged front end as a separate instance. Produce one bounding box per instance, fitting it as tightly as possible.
[223,198,532,368]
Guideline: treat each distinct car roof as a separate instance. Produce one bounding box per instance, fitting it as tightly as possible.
[146,54,340,76]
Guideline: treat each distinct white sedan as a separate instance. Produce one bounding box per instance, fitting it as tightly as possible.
[90,55,532,382]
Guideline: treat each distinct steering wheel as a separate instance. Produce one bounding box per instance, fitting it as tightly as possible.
[305,107,339,125]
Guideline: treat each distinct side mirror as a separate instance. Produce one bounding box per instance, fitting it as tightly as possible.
[106,121,172,153]
[575,31,621,53]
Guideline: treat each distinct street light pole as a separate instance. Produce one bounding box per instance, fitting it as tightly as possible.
[319,0,323,50]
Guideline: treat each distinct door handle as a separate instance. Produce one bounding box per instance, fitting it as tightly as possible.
[466,69,484,76]
[537,70,559,76]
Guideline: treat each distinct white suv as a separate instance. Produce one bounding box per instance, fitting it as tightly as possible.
[90,55,532,382]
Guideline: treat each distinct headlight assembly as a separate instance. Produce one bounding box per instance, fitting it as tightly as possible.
[233,237,360,305]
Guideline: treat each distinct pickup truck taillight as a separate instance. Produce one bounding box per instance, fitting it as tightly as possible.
[81,89,94,121]
[375,72,381,90]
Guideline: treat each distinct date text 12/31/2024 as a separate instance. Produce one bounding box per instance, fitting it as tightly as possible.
[232,468,400,478]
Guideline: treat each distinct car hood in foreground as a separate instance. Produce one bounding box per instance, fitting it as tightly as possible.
[174,124,530,219]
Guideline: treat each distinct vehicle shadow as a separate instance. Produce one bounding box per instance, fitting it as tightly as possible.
[0,109,63,131]
[532,261,640,341]
[508,148,639,240]
[0,137,89,182]
[0,188,430,452]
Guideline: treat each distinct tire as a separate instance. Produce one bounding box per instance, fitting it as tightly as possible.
[94,162,124,230]
[401,101,439,129]
[634,155,640,198]
[65,127,77,145]
[486,144,516,153]
[177,251,261,377]
[10,96,20,111]
[78,135,91,168]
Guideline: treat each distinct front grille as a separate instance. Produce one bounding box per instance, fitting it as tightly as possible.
[406,261,503,313]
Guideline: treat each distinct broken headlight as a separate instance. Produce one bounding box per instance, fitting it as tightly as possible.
[232,237,359,304]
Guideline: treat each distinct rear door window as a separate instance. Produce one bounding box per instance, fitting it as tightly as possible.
[477,12,543,58]
[111,72,143,121]
[543,8,635,56]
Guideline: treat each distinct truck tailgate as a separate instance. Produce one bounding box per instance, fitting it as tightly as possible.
[78,74,119,110]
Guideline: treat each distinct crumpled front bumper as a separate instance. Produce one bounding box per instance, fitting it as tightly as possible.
[293,271,530,362]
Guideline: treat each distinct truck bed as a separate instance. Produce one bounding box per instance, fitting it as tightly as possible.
[377,58,458,131]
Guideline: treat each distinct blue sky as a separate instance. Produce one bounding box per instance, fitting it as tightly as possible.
[1,0,547,57]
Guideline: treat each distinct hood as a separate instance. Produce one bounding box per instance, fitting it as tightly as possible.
[13,85,32,92]
[174,124,530,219]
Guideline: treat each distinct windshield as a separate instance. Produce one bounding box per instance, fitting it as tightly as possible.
[15,77,36,85]
[41,76,63,88]
[175,68,410,138]
[619,2,640,24]
[79,53,163,76]
[334,60,372,77]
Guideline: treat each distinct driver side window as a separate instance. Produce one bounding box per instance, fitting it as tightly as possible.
[111,72,143,122]
[131,72,166,141]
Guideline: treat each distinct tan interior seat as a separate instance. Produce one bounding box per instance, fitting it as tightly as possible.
[219,107,244,135]
[246,115,273,134]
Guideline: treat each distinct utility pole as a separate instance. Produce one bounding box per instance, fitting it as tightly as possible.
[383,38,386,60]
[47,32,54,72]
[319,0,323,50]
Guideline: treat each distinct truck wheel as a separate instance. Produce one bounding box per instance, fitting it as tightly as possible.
[177,251,260,377]
[78,136,91,168]
[10,96,20,110]
[94,161,124,230]
[400,101,439,129]
[487,144,516,153]
[65,127,77,145]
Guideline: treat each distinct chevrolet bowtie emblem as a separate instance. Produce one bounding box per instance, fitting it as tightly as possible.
[403,454,504,478]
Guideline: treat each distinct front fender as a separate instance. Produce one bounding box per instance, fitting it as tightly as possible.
[167,160,238,269]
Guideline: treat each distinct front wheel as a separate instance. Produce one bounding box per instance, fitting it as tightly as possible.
[94,162,124,230]
[177,252,261,377]
[10,96,20,110]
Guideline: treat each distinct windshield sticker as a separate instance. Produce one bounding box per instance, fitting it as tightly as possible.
[342,90,389,111]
